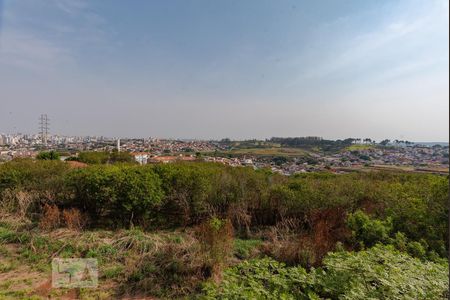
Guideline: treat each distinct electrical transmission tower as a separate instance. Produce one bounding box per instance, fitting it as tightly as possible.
[39,114,50,147]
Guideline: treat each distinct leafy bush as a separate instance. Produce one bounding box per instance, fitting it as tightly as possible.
[36,151,60,160]
[74,151,136,164]
[76,151,110,164]
[391,231,408,252]
[67,165,164,227]
[153,163,216,226]
[407,241,427,259]
[346,210,392,247]
[234,238,262,259]
[317,245,448,299]
[0,159,69,195]
[202,245,449,299]
[0,226,30,244]
[202,257,316,300]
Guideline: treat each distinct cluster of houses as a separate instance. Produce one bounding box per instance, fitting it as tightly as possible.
[325,146,449,168]
[1,133,448,175]
[219,145,449,175]
[119,138,221,155]
[129,153,197,164]
[0,134,222,162]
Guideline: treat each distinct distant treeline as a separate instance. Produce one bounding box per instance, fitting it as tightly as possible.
[37,150,136,164]
[270,137,355,152]
[217,137,356,152]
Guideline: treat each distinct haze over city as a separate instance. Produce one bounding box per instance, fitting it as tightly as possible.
[0,0,448,141]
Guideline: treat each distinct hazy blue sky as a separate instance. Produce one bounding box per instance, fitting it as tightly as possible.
[0,0,448,141]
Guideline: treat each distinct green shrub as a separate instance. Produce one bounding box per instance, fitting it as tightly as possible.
[346,210,392,247]
[75,151,136,164]
[391,231,408,252]
[36,151,60,161]
[0,226,30,243]
[102,265,124,279]
[76,151,110,164]
[201,258,316,300]
[316,245,449,299]
[233,238,262,259]
[407,241,427,259]
[67,165,164,227]
[0,159,69,195]
[203,245,449,299]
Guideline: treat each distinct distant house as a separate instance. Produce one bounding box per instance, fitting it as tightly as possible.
[242,158,253,166]
[131,152,150,165]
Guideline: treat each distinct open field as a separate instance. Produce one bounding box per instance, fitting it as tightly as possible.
[229,147,308,156]
[345,144,376,151]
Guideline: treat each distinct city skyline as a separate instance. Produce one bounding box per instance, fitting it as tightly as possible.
[1,129,449,144]
[0,0,449,141]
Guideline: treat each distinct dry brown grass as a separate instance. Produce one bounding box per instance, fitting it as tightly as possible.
[308,208,349,259]
[38,204,60,231]
[62,208,85,231]
[227,202,252,236]
[0,188,35,221]
[196,217,234,281]
[116,229,209,298]
[261,218,309,265]
[262,208,350,267]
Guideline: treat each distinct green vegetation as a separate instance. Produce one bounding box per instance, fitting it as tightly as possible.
[218,139,280,149]
[203,245,448,299]
[347,210,393,247]
[0,159,448,298]
[346,144,375,151]
[36,151,60,160]
[69,150,135,164]
[269,137,356,152]
[234,238,263,259]
[68,165,164,227]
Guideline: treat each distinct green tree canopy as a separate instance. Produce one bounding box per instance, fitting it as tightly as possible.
[36,151,60,160]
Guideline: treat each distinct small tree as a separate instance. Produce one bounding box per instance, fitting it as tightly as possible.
[379,139,390,146]
[36,151,60,160]
[346,210,392,247]
[109,150,135,163]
